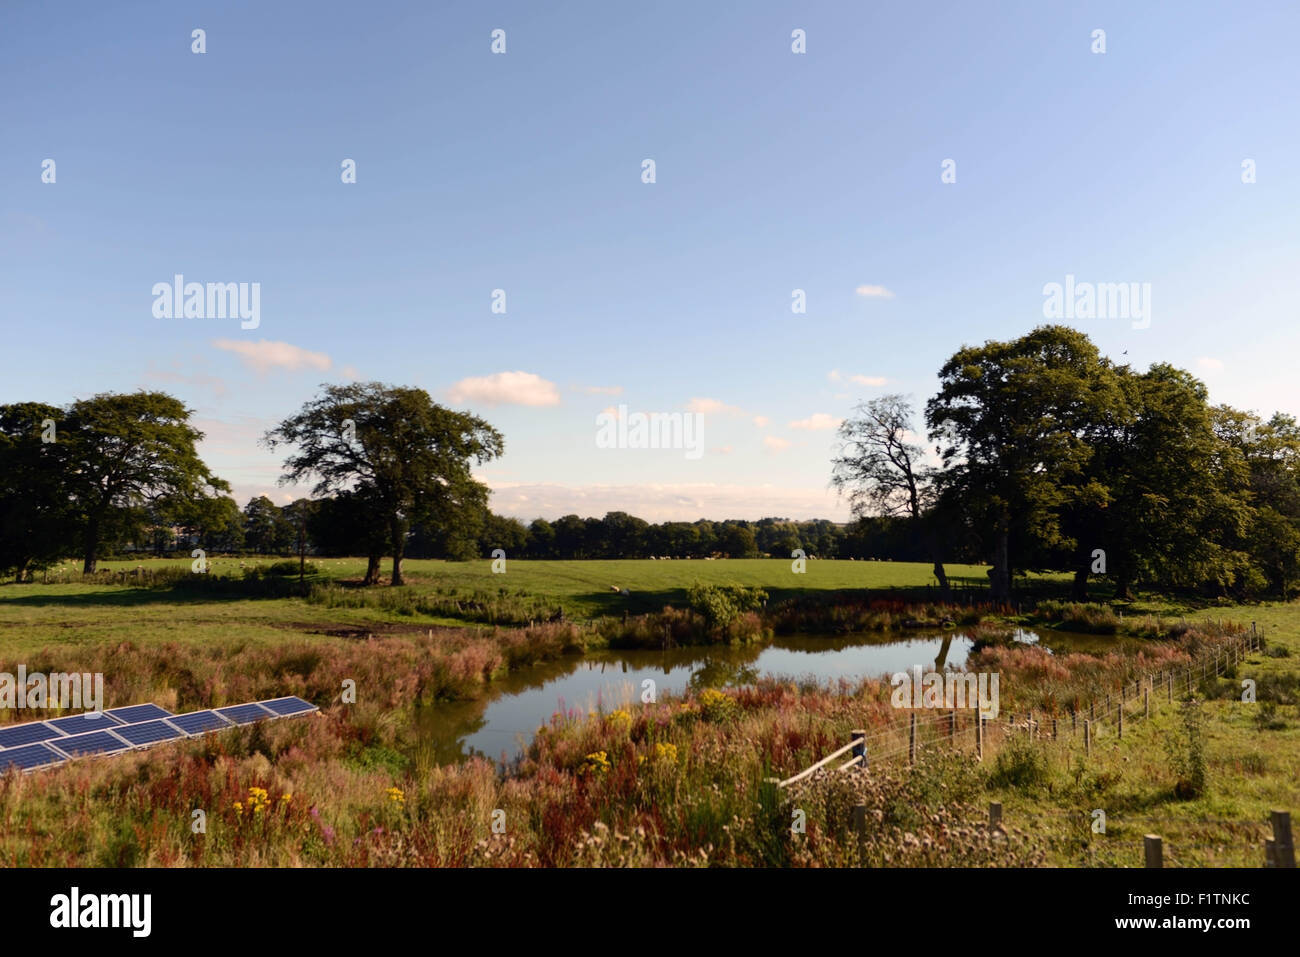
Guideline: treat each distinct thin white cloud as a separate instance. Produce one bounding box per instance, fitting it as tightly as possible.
[855,284,895,299]
[752,415,770,428]
[212,339,332,373]
[828,370,887,387]
[582,385,624,396]
[763,436,792,452]
[686,397,744,416]
[448,371,561,407]
[789,413,842,431]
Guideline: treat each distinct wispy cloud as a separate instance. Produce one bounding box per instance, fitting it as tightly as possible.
[142,360,229,398]
[752,415,770,428]
[763,436,791,452]
[828,370,887,386]
[854,284,895,299]
[789,413,842,431]
[213,339,332,373]
[686,397,744,416]
[581,385,624,396]
[448,371,561,407]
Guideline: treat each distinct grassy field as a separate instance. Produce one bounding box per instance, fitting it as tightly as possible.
[0,557,1296,867]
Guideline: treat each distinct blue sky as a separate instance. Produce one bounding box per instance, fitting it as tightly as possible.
[4,1,1298,521]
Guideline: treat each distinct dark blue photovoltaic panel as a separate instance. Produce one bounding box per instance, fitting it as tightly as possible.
[105,703,172,724]
[258,696,317,717]
[216,703,273,725]
[0,742,65,772]
[47,711,123,734]
[0,722,63,749]
[167,711,232,735]
[48,730,128,757]
[112,720,184,747]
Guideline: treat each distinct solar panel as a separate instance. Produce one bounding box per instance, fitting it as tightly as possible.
[258,696,317,717]
[112,720,185,748]
[105,703,172,724]
[46,711,124,735]
[167,711,233,735]
[216,703,274,725]
[0,742,65,772]
[0,722,63,749]
[48,730,128,758]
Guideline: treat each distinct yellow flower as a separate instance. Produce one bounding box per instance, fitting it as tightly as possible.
[654,742,678,765]
[605,709,632,729]
[233,802,243,812]
[385,786,405,804]
[580,750,611,776]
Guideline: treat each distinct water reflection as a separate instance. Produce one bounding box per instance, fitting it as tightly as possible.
[411,628,1146,766]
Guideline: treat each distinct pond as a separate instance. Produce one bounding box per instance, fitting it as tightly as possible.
[412,628,1143,766]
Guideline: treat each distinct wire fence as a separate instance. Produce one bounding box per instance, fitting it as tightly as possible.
[773,625,1297,867]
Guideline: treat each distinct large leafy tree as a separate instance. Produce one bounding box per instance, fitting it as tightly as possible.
[0,402,76,580]
[264,383,503,585]
[1098,366,1251,598]
[925,326,1124,601]
[61,392,226,573]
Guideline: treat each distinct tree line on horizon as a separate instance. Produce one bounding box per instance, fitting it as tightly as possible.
[2,325,1298,599]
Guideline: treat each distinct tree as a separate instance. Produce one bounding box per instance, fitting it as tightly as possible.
[243,496,293,554]
[282,498,318,584]
[265,383,503,585]
[926,326,1124,601]
[715,523,758,558]
[0,403,76,580]
[61,392,227,573]
[526,518,556,558]
[833,394,950,593]
[309,489,389,584]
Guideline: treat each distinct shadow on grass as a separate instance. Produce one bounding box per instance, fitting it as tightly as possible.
[0,579,315,608]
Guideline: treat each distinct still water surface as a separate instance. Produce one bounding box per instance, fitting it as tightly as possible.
[414,628,1136,765]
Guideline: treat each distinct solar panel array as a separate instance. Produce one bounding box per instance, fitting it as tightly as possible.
[0,696,318,774]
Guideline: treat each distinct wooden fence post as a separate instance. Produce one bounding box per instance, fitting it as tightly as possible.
[1071,710,1077,733]
[1271,811,1296,868]
[989,802,1002,828]
[1084,719,1092,756]
[851,729,867,769]
[908,712,917,765]
[1144,688,1149,719]
[1167,672,1173,704]
[1052,717,1058,740]
[1144,834,1163,868]
[1266,838,1277,868]
[976,713,983,761]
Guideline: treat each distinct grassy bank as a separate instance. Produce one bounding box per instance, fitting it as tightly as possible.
[0,614,1290,867]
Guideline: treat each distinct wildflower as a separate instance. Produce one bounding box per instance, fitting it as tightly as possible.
[385,786,405,805]
[605,708,632,729]
[580,750,611,777]
[654,742,679,765]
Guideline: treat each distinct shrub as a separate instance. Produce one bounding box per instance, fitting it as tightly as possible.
[986,735,1050,792]
[686,582,768,633]
[1163,700,1207,799]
